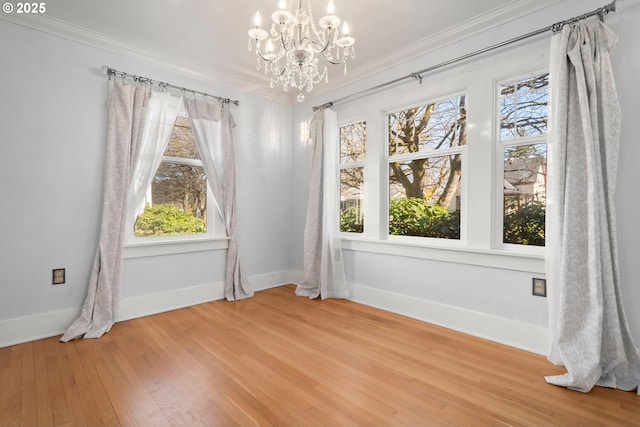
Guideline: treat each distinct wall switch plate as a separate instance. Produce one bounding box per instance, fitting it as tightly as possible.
[52,268,66,285]
[532,278,546,297]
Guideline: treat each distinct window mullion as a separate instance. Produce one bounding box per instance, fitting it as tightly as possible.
[161,156,203,167]
[388,146,464,163]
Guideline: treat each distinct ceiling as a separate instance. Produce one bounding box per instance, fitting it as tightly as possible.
[3,0,563,103]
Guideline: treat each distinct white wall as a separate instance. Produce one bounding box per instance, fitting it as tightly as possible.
[0,19,295,346]
[2,0,639,353]
[292,0,640,353]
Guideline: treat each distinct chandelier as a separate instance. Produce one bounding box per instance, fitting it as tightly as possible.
[248,0,356,102]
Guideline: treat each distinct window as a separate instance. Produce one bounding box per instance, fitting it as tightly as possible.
[133,116,212,238]
[499,74,549,246]
[333,47,549,270]
[339,121,366,233]
[387,95,466,239]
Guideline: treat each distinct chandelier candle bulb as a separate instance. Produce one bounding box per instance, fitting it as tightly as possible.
[248,0,355,101]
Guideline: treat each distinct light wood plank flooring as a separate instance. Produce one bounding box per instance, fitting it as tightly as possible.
[1,284,639,426]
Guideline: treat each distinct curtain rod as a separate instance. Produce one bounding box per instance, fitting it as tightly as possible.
[101,65,240,106]
[313,0,617,111]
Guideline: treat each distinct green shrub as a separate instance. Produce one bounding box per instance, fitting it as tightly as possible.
[503,201,545,246]
[340,206,364,233]
[340,197,545,244]
[134,204,206,236]
[389,197,460,239]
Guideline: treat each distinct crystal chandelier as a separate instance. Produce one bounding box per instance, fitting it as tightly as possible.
[248,0,356,102]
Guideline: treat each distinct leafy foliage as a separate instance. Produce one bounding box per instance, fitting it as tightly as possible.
[503,200,545,246]
[340,206,364,233]
[134,204,206,237]
[388,197,460,239]
[341,197,545,244]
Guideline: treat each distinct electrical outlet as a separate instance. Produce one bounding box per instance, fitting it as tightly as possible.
[532,278,546,297]
[52,268,66,285]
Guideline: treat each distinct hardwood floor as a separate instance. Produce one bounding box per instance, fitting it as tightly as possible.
[1,284,638,427]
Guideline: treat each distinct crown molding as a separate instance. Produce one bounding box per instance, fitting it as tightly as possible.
[303,0,564,102]
[2,0,563,105]
[0,13,286,102]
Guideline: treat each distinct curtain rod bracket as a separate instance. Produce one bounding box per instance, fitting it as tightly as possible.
[312,101,334,112]
[411,73,423,85]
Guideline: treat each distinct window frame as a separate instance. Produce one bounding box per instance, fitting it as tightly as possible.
[385,92,467,245]
[332,45,550,273]
[124,111,227,258]
[338,119,367,235]
[493,69,549,254]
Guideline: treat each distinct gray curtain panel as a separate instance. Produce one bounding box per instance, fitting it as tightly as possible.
[184,98,253,301]
[296,109,349,300]
[545,20,640,394]
[296,110,324,299]
[61,81,150,341]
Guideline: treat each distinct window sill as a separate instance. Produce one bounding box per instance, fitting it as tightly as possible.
[123,237,229,259]
[340,237,544,273]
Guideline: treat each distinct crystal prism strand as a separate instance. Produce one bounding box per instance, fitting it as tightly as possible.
[351,47,356,59]
[248,39,253,51]
[270,78,274,89]
[256,57,261,71]
[271,23,277,37]
[344,61,347,76]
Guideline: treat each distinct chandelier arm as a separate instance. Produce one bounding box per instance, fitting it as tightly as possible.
[281,30,294,52]
[321,55,348,66]
[254,46,279,63]
[305,32,333,54]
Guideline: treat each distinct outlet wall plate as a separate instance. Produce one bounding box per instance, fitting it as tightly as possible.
[52,268,65,285]
[532,277,546,297]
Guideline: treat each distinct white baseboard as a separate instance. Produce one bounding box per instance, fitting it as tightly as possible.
[0,308,81,349]
[0,270,298,348]
[1,272,548,355]
[347,282,549,355]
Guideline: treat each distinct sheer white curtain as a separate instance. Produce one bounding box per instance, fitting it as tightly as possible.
[61,81,150,341]
[545,20,640,394]
[184,98,253,301]
[128,91,184,219]
[296,108,349,300]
